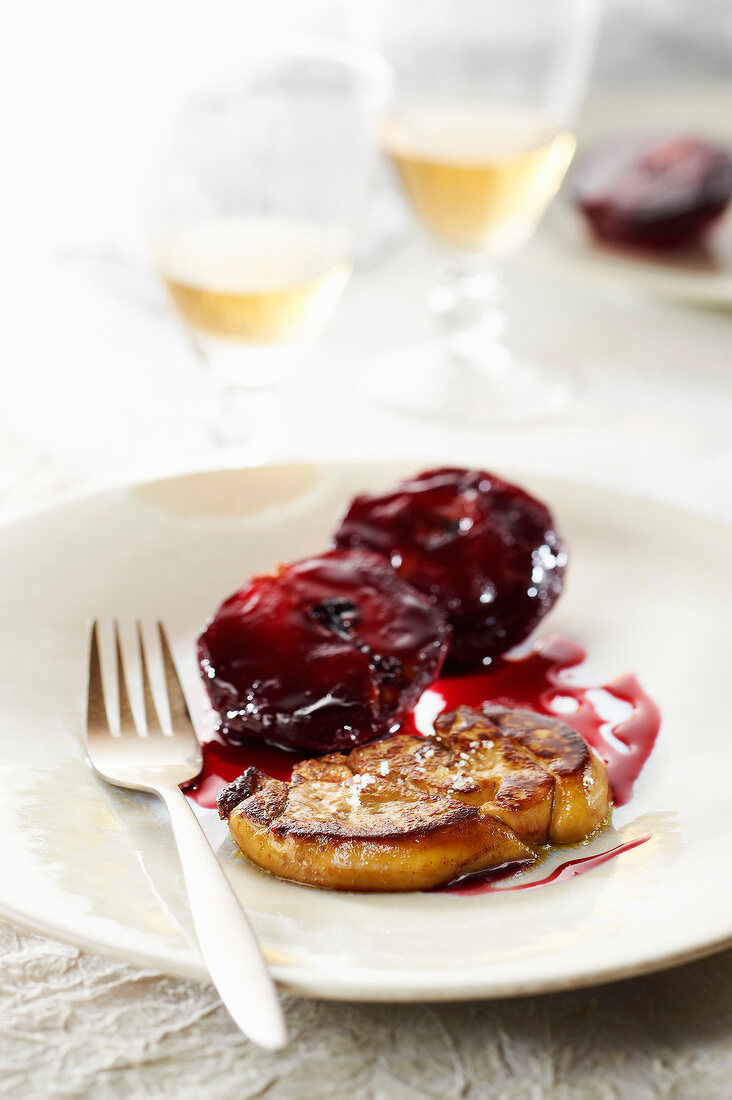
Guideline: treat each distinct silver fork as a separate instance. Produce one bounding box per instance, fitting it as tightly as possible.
[85,620,287,1051]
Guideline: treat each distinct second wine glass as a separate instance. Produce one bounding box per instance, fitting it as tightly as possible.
[374,0,599,424]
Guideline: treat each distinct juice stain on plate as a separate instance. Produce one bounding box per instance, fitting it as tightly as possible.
[443,834,653,896]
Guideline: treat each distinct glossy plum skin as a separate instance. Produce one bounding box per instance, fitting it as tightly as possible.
[574,135,732,250]
[333,468,567,673]
[197,549,450,753]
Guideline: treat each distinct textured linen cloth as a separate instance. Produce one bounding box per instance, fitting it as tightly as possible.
[1,919,730,1099]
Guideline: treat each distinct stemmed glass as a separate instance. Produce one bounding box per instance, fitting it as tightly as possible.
[375,0,599,423]
[150,42,391,458]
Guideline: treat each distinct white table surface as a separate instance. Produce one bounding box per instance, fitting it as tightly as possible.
[5,233,732,520]
[2,3,732,1096]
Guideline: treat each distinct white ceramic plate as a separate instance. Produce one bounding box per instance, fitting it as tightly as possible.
[525,83,732,306]
[1,462,730,1001]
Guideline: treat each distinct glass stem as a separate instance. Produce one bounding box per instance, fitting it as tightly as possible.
[209,382,281,455]
[188,333,295,458]
[429,258,511,376]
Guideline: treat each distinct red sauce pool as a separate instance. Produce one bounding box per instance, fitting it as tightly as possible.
[187,634,661,892]
[406,634,661,808]
[188,736,308,810]
[444,834,652,896]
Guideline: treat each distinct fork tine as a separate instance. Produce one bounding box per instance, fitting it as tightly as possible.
[158,622,193,731]
[137,622,163,734]
[114,621,136,733]
[86,620,110,732]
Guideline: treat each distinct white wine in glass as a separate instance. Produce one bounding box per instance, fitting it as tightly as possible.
[384,104,576,257]
[375,0,599,424]
[157,218,351,354]
[151,44,390,456]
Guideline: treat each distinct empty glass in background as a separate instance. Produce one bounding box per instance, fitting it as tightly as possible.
[150,42,391,457]
[374,0,600,424]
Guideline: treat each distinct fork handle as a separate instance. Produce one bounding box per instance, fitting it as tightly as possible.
[157,785,287,1050]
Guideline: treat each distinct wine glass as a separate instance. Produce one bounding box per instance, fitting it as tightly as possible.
[150,41,391,458]
[374,0,599,424]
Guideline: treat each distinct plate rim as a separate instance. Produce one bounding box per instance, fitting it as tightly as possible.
[4,891,731,1002]
[3,459,732,1001]
[3,456,730,533]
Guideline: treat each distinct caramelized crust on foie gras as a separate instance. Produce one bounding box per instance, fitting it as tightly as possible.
[221,764,533,892]
[218,706,611,892]
[348,728,554,845]
[479,706,610,844]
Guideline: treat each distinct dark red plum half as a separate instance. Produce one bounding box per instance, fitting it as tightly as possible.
[574,134,732,250]
[333,467,567,673]
[198,548,450,753]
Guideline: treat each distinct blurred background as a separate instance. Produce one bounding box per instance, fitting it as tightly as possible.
[1,0,730,518]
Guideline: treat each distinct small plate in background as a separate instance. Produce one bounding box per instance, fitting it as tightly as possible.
[525,83,732,306]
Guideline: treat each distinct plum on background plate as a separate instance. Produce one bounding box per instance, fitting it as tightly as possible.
[333,467,567,673]
[197,548,449,753]
[574,134,732,251]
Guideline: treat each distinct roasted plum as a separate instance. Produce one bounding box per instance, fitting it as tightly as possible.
[197,548,450,753]
[574,134,732,250]
[333,467,567,672]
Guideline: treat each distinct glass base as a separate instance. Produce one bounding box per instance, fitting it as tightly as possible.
[366,344,574,427]
[208,386,282,462]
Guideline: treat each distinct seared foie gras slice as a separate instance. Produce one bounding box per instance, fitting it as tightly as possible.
[219,765,534,892]
[218,706,611,892]
[348,725,554,845]
[481,705,610,844]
